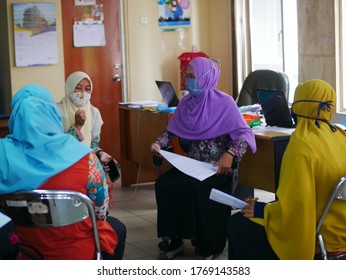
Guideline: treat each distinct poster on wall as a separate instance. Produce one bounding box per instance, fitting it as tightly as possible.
[157,0,191,31]
[12,2,58,67]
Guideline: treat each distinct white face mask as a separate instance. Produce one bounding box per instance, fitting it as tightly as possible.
[69,91,91,107]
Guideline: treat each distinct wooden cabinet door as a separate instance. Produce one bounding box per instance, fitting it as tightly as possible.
[61,0,122,162]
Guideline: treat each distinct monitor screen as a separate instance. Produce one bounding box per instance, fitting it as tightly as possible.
[257,89,296,128]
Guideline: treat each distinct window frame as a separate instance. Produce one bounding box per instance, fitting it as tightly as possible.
[235,0,298,104]
[335,0,346,114]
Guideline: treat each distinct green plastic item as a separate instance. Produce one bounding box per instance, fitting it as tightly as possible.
[248,119,261,128]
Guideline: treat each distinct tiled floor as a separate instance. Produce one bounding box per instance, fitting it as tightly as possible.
[108,178,275,260]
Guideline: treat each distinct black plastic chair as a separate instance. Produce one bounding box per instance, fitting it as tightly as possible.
[237,69,290,107]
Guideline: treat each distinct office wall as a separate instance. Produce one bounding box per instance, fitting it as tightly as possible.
[0,1,11,115]
[2,0,65,101]
[122,0,233,102]
[297,0,346,123]
[298,0,335,87]
[1,0,345,124]
[123,0,206,102]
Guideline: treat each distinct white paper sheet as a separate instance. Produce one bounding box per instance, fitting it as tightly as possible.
[209,188,248,209]
[119,100,161,108]
[159,150,218,181]
[0,212,11,228]
[252,125,295,135]
[73,23,106,47]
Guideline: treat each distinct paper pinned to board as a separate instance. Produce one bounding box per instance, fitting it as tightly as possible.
[209,188,248,209]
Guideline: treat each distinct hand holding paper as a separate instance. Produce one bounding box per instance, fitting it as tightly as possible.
[209,188,248,209]
[159,149,218,181]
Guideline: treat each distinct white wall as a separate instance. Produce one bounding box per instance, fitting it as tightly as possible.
[123,0,202,102]
[122,0,234,102]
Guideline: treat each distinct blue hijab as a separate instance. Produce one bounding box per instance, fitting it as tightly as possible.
[0,84,91,194]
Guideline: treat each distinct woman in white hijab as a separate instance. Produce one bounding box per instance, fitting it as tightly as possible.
[57,71,115,170]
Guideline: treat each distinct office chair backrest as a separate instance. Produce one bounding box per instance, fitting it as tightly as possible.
[0,189,102,260]
[316,175,346,260]
[237,69,290,107]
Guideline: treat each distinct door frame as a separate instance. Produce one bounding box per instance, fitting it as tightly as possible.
[118,0,128,102]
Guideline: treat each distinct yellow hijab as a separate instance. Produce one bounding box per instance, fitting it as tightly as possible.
[254,79,346,259]
[58,71,93,146]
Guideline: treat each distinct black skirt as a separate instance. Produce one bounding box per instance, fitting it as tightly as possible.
[155,167,232,256]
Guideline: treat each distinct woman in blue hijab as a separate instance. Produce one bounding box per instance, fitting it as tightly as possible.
[0,83,91,193]
[0,84,126,260]
[152,57,256,260]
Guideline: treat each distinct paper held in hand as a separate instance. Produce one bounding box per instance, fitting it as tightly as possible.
[0,212,11,228]
[158,149,218,181]
[209,188,248,209]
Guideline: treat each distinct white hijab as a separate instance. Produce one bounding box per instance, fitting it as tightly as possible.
[58,71,93,146]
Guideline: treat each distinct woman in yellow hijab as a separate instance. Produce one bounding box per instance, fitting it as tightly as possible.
[227,79,346,259]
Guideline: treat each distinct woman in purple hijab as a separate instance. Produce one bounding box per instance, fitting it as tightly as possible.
[152,57,256,260]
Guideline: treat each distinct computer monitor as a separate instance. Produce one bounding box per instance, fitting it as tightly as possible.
[257,89,296,128]
[155,81,179,108]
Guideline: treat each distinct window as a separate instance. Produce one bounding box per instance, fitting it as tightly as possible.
[235,0,298,104]
[335,0,346,113]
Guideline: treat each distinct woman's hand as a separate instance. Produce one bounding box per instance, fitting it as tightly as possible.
[151,143,161,155]
[214,152,234,174]
[240,197,258,218]
[74,109,86,129]
[98,151,114,172]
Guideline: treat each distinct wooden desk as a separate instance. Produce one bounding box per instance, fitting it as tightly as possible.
[0,117,9,138]
[238,131,291,193]
[119,106,184,186]
[119,106,291,191]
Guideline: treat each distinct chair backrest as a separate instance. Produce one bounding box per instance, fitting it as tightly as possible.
[0,189,102,260]
[237,69,290,107]
[316,175,346,260]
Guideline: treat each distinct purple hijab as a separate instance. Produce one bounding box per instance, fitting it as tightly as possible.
[167,57,256,153]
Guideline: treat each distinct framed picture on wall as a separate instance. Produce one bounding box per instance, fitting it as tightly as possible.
[157,0,191,31]
[12,2,58,67]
